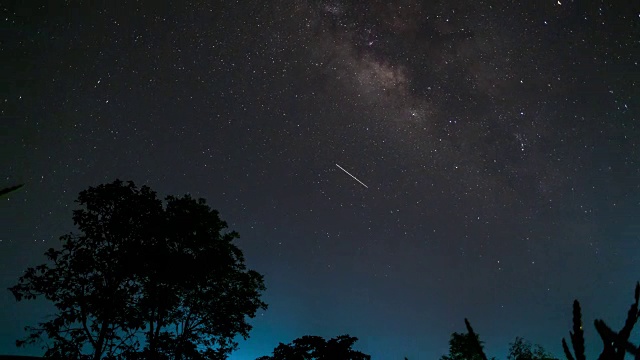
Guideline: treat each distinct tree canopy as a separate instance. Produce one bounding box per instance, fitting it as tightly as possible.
[439,319,492,360]
[440,332,487,360]
[507,337,557,360]
[257,335,371,360]
[9,180,267,360]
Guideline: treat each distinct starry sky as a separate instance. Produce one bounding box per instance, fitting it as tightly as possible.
[1,1,639,359]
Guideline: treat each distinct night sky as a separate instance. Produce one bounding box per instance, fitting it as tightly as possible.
[1,1,639,359]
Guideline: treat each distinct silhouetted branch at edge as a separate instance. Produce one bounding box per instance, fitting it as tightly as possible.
[594,281,640,360]
[562,281,640,360]
[0,184,23,196]
[464,318,489,360]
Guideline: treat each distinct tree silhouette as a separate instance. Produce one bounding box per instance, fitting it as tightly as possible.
[9,180,267,360]
[508,337,558,360]
[440,332,485,360]
[257,335,371,360]
[440,319,492,360]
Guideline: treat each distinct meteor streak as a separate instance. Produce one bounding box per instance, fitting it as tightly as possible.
[335,164,368,188]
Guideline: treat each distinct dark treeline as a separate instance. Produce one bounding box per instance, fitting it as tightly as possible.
[6,181,639,360]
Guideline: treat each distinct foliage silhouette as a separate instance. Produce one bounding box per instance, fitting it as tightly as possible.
[508,337,558,360]
[464,318,489,360]
[562,281,640,360]
[440,319,492,360]
[256,335,371,360]
[9,180,267,360]
[562,300,585,360]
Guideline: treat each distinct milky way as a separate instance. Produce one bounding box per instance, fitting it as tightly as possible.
[273,0,592,219]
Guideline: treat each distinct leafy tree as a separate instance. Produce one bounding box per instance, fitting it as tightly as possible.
[257,335,371,360]
[129,192,268,360]
[440,332,485,360]
[440,319,492,360]
[508,337,557,360]
[9,180,267,359]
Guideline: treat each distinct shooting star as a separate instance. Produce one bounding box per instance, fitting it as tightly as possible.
[335,164,368,188]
